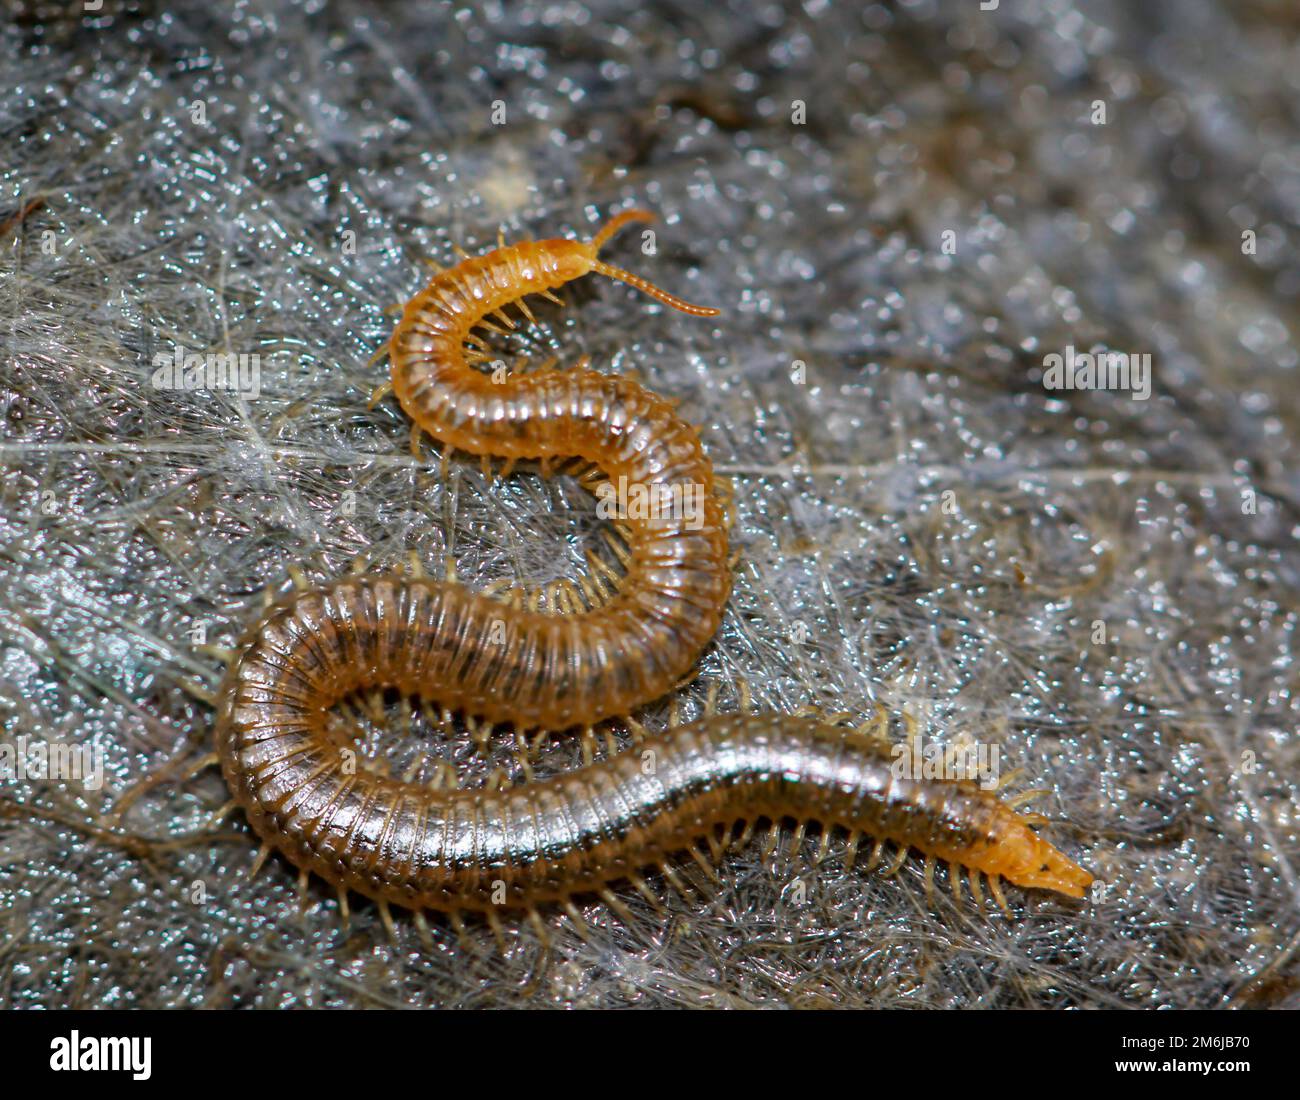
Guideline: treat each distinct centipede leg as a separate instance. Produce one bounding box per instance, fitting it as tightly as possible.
[297,868,311,914]
[903,710,921,752]
[988,873,1013,919]
[865,837,885,871]
[196,644,238,665]
[787,820,808,861]
[448,908,471,949]
[688,843,720,884]
[990,768,1024,793]
[475,316,511,337]
[368,380,393,408]
[949,861,963,908]
[658,861,695,902]
[734,819,755,851]
[526,906,552,949]
[602,528,633,569]
[248,841,272,880]
[574,570,602,610]
[857,704,890,744]
[209,800,239,829]
[560,900,593,944]
[627,871,665,914]
[413,909,435,951]
[843,830,860,870]
[705,826,726,863]
[485,907,508,952]
[882,843,908,877]
[1004,787,1049,809]
[598,887,635,926]
[337,887,351,931]
[109,749,221,824]
[923,854,937,906]
[969,869,984,911]
[177,677,216,705]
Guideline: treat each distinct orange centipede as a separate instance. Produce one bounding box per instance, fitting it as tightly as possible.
[206,209,1091,934]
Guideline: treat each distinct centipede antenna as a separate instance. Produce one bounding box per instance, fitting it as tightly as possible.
[589,207,656,252]
[590,260,720,317]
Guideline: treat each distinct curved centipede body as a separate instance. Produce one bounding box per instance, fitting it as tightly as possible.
[211,209,1091,929]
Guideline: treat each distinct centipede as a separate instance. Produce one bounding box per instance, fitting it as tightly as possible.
[204,208,1091,939]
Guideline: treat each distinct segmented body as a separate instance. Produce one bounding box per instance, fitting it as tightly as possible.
[214,211,1091,917]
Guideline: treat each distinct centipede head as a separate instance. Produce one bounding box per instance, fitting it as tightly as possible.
[995,820,1093,899]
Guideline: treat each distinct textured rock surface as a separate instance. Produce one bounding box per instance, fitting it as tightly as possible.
[1,0,1297,1007]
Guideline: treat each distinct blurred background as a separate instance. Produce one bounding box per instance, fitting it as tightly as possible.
[1,0,1297,1008]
